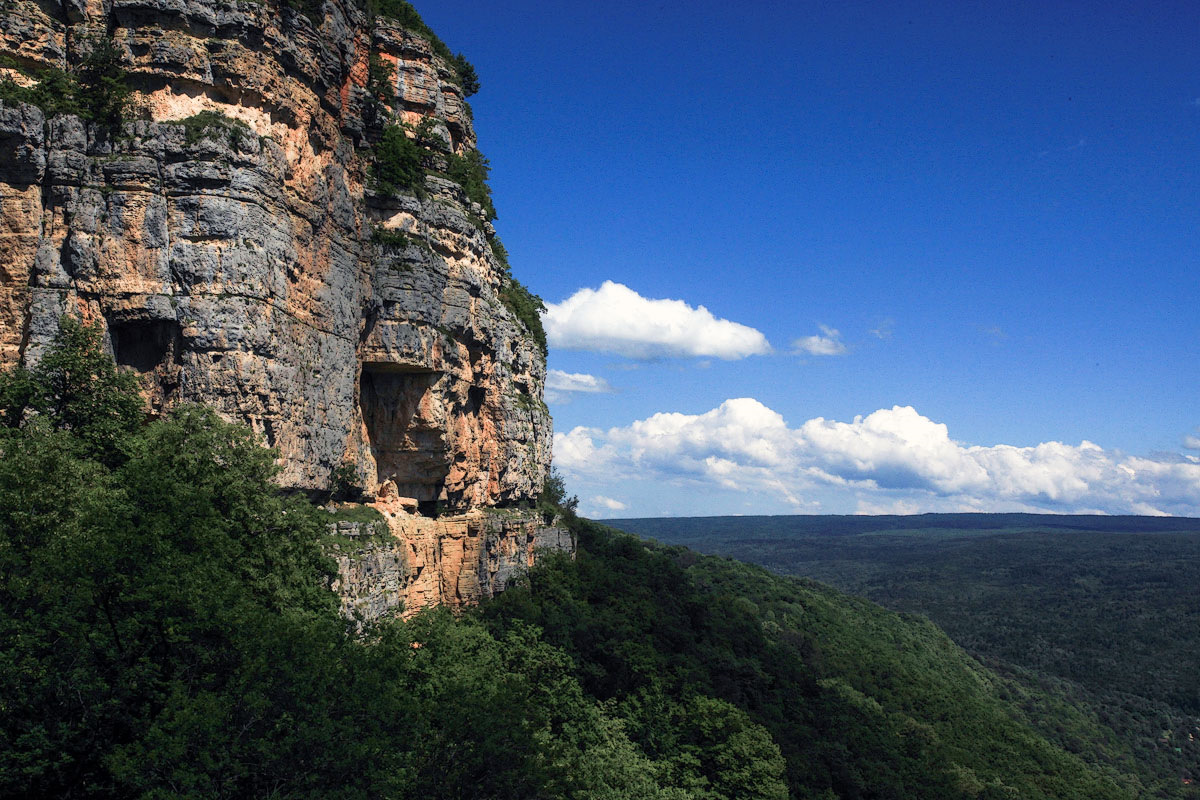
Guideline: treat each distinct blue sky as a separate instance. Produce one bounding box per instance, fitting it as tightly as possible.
[416,0,1200,517]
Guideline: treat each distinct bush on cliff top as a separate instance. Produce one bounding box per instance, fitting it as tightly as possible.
[366,0,479,96]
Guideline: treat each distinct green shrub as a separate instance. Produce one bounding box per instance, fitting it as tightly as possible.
[367,0,479,95]
[489,236,511,276]
[330,461,364,501]
[0,36,130,127]
[412,115,444,150]
[371,123,426,197]
[0,65,79,116]
[74,35,132,126]
[500,276,547,355]
[170,109,252,146]
[326,502,386,527]
[450,53,479,97]
[371,226,411,248]
[446,148,496,220]
[0,317,144,468]
[366,51,395,114]
[538,467,578,524]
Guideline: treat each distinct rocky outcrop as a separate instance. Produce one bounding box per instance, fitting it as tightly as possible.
[0,0,552,512]
[331,505,573,621]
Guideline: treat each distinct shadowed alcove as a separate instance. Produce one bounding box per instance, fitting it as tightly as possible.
[360,362,449,508]
[108,319,183,412]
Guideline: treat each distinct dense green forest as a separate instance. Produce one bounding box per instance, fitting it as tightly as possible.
[0,323,1150,797]
[611,515,1200,797]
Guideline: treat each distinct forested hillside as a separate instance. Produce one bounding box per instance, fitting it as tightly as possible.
[0,325,1141,797]
[612,514,1200,797]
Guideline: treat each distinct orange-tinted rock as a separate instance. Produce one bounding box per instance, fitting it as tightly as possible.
[332,506,572,620]
[0,0,552,511]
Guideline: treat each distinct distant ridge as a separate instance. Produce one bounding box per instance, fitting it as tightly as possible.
[609,512,1200,541]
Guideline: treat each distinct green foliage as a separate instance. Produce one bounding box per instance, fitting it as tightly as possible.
[615,514,1200,798]
[169,109,253,146]
[482,519,1133,800]
[538,466,578,524]
[371,226,411,248]
[0,65,79,117]
[489,235,511,275]
[450,52,479,96]
[330,460,364,501]
[0,317,144,467]
[75,35,132,126]
[368,0,479,94]
[326,502,386,526]
[366,51,395,115]
[372,122,426,197]
[0,323,666,798]
[500,276,548,355]
[445,147,496,219]
[0,36,130,126]
[369,0,429,34]
[411,115,443,150]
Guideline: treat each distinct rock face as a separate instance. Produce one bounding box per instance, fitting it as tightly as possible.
[0,0,552,512]
[331,505,573,621]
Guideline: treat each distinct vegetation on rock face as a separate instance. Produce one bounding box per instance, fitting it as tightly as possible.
[371,225,411,248]
[168,109,253,146]
[367,0,479,95]
[538,466,578,524]
[366,109,546,354]
[371,122,427,197]
[0,35,131,126]
[366,51,396,116]
[0,62,78,117]
[446,147,496,220]
[500,276,548,355]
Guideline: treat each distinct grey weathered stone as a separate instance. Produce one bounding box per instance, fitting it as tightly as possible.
[0,0,553,512]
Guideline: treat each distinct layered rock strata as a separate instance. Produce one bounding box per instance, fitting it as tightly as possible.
[331,505,573,621]
[0,0,552,514]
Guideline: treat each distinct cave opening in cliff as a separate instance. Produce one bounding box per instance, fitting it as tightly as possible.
[108,319,183,412]
[360,362,449,511]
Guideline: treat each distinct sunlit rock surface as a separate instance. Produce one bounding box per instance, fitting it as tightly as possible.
[0,0,551,511]
[0,0,568,613]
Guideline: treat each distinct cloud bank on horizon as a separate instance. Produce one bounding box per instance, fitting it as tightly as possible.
[543,281,771,359]
[555,399,1200,517]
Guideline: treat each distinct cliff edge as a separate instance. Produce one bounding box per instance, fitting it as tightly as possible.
[0,0,550,512]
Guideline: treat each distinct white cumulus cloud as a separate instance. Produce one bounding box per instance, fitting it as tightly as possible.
[542,281,771,360]
[546,369,613,394]
[793,325,847,356]
[553,399,1200,516]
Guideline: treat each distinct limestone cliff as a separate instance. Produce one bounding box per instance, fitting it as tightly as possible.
[331,504,573,620]
[0,0,552,513]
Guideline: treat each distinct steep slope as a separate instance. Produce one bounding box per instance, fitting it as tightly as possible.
[481,520,1136,800]
[0,0,549,509]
